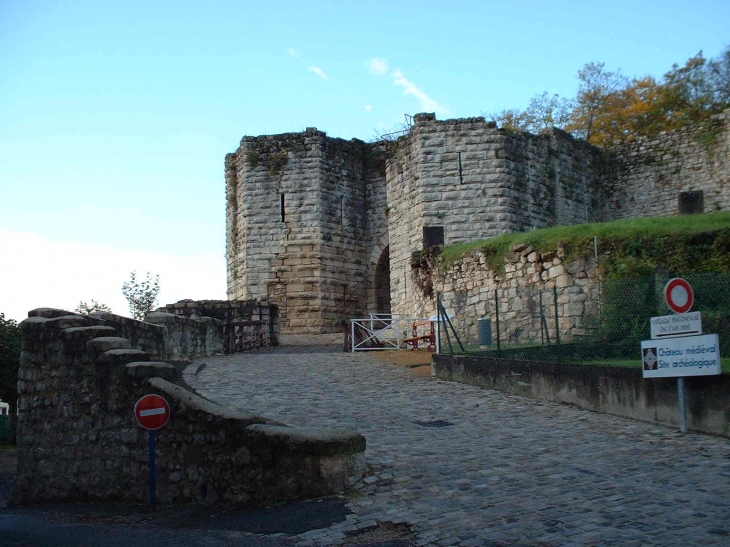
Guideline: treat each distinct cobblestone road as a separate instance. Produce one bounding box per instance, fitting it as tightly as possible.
[185,337,730,547]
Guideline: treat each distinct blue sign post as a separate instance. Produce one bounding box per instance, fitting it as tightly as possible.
[148,430,157,507]
[134,395,171,507]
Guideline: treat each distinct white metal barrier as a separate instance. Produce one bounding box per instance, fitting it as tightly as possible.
[350,316,439,353]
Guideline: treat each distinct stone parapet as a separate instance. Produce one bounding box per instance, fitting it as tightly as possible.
[12,309,366,506]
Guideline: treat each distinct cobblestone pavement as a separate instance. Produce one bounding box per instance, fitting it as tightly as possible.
[185,337,730,547]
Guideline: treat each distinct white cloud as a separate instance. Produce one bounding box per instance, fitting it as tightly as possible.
[391,69,448,115]
[287,48,301,59]
[368,58,389,75]
[307,66,329,81]
[0,230,226,322]
[364,104,372,111]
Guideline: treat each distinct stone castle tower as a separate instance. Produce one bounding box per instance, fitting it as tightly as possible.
[226,112,730,333]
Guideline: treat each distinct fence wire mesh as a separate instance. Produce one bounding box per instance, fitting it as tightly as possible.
[438,272,730,367]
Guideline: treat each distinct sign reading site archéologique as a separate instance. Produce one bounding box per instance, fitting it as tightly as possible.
[641,334,721,378]
[641,278,721,379]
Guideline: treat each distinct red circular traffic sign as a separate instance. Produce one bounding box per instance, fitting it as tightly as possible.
[134,394,170,430]
[664,278,694,314]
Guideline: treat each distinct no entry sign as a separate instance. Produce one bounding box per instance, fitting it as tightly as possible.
[134,394,170,430]
[664,278,694,314]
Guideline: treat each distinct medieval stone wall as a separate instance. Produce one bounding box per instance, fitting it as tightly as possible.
[387,114,605,318]
[227,111,729,333]
[13,308,365,506]
[603,110,730,220]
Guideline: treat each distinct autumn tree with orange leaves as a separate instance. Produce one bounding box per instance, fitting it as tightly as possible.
[488,45,730,148]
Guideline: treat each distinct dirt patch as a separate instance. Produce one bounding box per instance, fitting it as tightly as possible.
[372,350,433,378]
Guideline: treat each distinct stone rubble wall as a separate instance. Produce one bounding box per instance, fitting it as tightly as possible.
[408,244,600,345]
[12,308,366,506]
[604,110,730,220]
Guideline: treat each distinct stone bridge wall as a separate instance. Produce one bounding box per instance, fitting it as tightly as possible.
[12,308,365,506]
[155,299,279,348]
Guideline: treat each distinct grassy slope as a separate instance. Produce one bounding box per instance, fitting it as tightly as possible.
[440,212,730,269]
[440,212,730,369]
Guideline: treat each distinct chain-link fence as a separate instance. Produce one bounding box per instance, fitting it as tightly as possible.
[437,272,730,365]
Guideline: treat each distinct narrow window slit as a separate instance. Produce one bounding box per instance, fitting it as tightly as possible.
[280,193,286,222]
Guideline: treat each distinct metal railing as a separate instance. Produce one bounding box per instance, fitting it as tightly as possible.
[349,315,439,352]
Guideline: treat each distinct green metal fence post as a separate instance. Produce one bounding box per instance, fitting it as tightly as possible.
[438,295,454,354]
[553,285,561,363]
[494,289,501,357]
[436,292,443,353]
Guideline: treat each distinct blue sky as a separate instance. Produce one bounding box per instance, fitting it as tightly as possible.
[1,0,729,321]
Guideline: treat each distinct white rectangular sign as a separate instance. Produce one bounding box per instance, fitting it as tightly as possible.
[641,334,721,378]
[650,312,702,339]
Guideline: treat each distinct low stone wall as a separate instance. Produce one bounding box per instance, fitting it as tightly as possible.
[409,243,600,345]
[432,355,730,437]
[156,299,279,347]
[76,310,223,360]
[12,308,365,506]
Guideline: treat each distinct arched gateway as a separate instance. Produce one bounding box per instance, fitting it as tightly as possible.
[368,232,391,317]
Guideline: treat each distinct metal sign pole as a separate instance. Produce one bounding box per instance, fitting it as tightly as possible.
[677,377,687,433]
[149,430,157,507]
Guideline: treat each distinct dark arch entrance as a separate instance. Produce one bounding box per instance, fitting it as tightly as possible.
[375,245,391,315]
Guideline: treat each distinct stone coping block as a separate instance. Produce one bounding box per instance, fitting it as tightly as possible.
[28,308,83,319]
[126,361,176,380]
[87,337,131,352]
[97,348,149,366]
[47,315,91,329]
[62,326,117,340]
[245,424,366,456]
[148,377,265,426]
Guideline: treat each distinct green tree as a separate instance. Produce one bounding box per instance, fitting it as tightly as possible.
[488,92,572,134]
[75,300,112,315]
[707,46,730,105]
[0,313,21,407]
[523,91,573,133]
[656,51,716,129]
[122,271,160,320]
[486,107,528,133]
[566,62,628,144]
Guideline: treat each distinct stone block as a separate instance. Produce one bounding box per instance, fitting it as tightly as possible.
[548,265,566,279]
[565,302,584,316]
[556,273,572,288]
